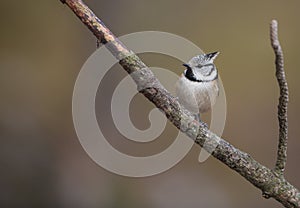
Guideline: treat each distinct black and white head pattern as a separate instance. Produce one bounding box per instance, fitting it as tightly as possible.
[183,51,219,82]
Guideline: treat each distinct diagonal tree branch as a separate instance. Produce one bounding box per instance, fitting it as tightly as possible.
[270,20,289,175]
[60,0,300,207]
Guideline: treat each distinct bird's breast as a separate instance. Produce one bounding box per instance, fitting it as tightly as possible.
[175,76,219,113]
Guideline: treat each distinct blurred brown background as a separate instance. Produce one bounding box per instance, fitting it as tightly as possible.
[1,0,300,207]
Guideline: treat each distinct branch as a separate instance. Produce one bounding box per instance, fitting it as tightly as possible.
[60,0,300,207]
[270,20,289,175]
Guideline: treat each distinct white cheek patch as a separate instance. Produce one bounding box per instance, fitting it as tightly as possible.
[192,65,217,82]
[201,65,214,76]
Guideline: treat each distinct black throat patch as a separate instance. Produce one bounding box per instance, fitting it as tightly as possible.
[184,66,200,82]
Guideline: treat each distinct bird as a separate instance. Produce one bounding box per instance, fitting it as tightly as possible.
[175,52,220,121]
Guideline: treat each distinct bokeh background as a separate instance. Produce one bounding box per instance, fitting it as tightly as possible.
[1,0,300,207]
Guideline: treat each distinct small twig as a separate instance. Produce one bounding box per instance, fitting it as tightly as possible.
[270,20,289,175]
